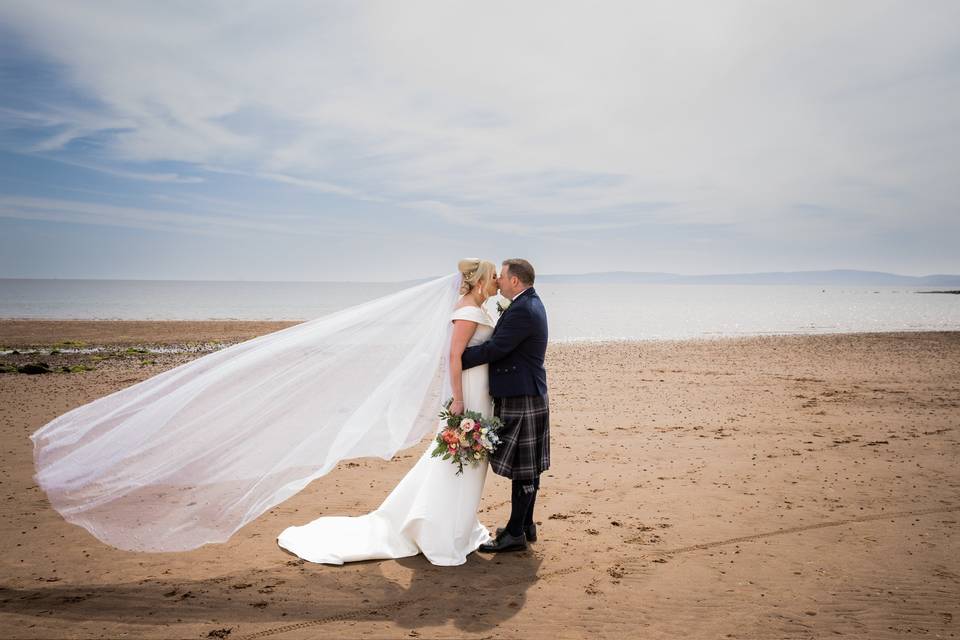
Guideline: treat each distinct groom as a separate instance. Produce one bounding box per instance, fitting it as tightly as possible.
[461,258,550,552]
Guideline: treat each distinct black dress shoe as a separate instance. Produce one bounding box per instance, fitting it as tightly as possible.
[478,529,527,553]
[496,522,537,542]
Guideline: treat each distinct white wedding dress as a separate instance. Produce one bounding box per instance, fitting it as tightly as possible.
[277,304,495,566]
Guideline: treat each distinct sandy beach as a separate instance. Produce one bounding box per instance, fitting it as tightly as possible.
[1,320,958,639]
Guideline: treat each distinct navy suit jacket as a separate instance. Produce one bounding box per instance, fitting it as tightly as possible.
[461,287,548,398]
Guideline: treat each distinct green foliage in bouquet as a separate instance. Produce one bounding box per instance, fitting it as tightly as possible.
[431,398,504,475]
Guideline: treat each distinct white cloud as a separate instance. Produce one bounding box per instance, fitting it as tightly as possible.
[0,194,350,238]
[1,0,958,246]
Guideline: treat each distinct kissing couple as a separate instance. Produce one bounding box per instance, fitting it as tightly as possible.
[278,258,550,564]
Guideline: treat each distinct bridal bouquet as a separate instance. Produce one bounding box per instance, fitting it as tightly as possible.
[431,399,503,475]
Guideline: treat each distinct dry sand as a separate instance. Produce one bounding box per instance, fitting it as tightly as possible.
[1,321,958,639]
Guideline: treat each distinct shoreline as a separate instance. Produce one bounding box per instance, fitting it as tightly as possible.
[1,318,957,352]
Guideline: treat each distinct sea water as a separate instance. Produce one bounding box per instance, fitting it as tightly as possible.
[1,279,957,342]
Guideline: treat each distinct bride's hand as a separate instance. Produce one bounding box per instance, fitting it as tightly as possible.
[449,399,464,415]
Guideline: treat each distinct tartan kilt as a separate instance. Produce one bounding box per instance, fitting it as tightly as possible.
[490,394,550,481]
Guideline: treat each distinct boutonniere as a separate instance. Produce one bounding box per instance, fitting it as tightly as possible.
[496,296,511,316]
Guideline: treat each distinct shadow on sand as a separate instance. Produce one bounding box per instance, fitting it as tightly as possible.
[1,548,544,635]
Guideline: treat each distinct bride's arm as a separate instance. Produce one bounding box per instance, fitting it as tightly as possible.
[448,318,478,415]
[462,304,531,369]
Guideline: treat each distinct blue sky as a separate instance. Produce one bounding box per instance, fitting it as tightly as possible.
[1,1,958,281]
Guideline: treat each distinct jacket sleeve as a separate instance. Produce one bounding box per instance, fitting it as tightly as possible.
[461,304,532,370]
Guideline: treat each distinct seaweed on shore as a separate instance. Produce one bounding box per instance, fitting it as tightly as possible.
[123,347,150,355]
[51,340,87,349]
[17,362,52,375]
[60,364,96,373]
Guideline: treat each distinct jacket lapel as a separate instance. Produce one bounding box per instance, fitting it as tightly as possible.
[493,287,534,335]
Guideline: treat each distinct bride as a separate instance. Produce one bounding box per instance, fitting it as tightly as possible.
[28,258,502,561]
[277,259,499,565]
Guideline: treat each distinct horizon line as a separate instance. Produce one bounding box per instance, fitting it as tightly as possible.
[1,267,959,284]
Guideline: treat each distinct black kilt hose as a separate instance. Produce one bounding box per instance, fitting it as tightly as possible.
[491,394,550,482]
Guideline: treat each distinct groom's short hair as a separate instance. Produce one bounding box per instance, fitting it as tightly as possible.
[503,258,535,286]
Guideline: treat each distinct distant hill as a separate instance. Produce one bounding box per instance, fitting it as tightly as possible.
[536,269,960,286]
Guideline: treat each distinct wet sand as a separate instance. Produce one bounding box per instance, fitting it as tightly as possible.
[1,321,958,639]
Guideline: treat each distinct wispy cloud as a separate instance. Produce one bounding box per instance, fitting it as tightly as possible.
[52,158,205,184]
[0,195,262,236]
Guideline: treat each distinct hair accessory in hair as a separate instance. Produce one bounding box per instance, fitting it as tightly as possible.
[457,258,481,277]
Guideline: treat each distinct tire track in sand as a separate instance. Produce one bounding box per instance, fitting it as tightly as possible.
[636,504,959,558]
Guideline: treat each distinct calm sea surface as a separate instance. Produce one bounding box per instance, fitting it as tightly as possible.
[1,279,957,342]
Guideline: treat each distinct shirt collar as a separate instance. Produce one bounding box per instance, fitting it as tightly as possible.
[512,287,531,302]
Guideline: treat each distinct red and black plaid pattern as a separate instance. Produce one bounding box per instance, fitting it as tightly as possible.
[491,394,550,481]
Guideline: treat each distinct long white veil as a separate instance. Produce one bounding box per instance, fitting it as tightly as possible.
[29,272,463,552]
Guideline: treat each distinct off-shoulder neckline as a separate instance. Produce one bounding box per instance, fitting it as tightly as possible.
[451,304,494,327]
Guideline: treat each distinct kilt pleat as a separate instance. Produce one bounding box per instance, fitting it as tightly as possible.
[491,394,550,481]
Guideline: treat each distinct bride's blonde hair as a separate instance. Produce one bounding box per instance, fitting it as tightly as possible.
[458,258,496,296]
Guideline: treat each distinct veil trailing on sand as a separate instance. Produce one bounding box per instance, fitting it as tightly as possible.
[29,272,463,552]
